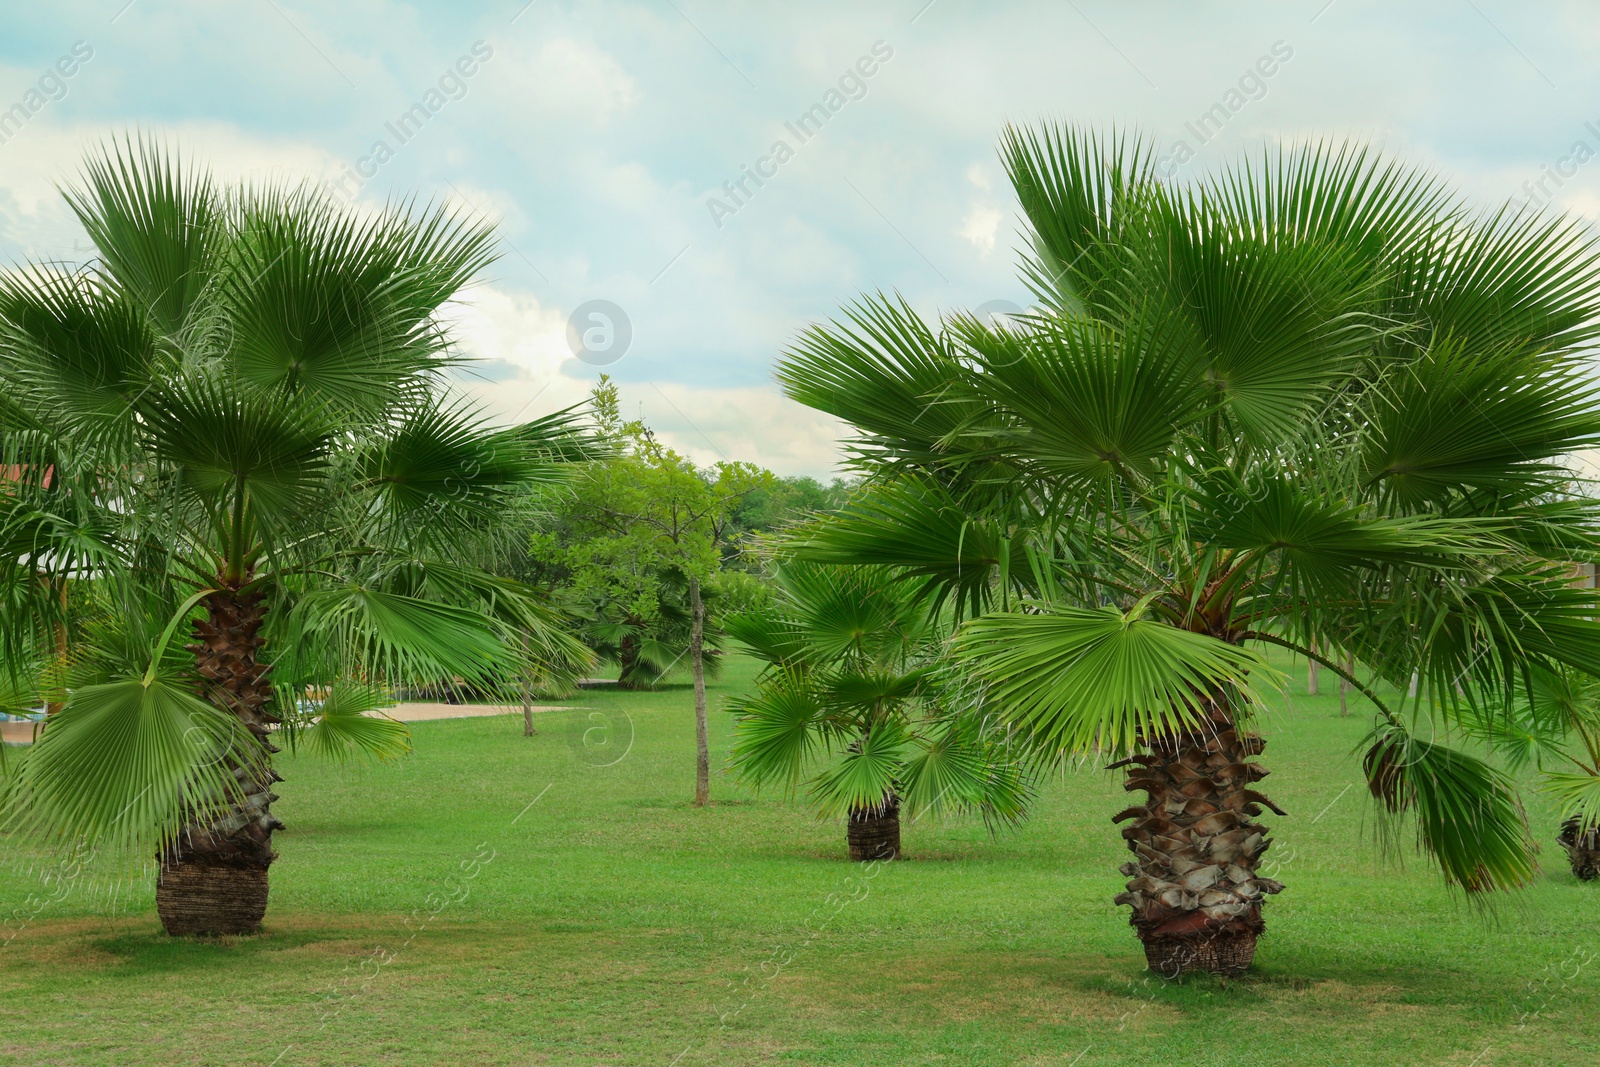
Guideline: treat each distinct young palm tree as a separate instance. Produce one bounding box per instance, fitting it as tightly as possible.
[565,571,724,690]
[727,562,1029,860]
[776,125,1600,974]
[1469,667,1600,881]
[0,140,592,936]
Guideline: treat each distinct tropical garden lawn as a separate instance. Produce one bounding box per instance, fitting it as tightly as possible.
[3,649,1596,1067]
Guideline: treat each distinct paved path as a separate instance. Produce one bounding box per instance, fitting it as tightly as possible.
[1,720,39,744]
[0,702,580,744]
[375,702,575,722]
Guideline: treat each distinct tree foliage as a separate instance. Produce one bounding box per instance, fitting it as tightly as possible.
[777,123,1600,896]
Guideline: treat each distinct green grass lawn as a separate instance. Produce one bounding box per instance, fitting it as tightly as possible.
[4,652,1600,1066]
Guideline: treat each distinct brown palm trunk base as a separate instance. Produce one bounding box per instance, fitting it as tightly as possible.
[1113,708,1284,977]
[157,586,283,938]
[155,858,269,936]
[847,799,901,861]
[1559,817,1600,881]
[1142,929,1258,978]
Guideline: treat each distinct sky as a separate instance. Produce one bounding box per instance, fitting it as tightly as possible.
[1,1,1598,477]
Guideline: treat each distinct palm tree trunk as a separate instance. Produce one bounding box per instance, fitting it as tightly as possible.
[689,575,709,807]
[1113,701,1284,976]
[1339,654,1352,717]
[1558,817,1600,881]
[847,793,901,861]
[1306,643,1319,696]
[616,620,643,690]
[156,587,283,936]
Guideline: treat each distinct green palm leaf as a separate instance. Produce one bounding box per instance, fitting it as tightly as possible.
[281,683,411,764]
[2,676,257,857]
[898,712,1032,829]
[807,718,911,818]
[956,603,1272,757]
[1364,726,1538,893]
[63,135,222,340]
[726,669,827,791]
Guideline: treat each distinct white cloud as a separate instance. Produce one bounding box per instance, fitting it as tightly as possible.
[624,381,846,478]
[0,121,345,262]
[441,285,594,419]
[441,285,845,476]
[486,37,640,126]
[958,204,1002,258]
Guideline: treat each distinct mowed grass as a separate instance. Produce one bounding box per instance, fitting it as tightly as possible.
[3,651,1600,1066]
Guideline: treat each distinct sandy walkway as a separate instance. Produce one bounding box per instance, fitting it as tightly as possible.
[373,702,575,722]
[0,702,579,745]
[1,720,40,744]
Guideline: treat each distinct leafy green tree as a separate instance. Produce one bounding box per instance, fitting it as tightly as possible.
[726,475,855,546]
[534,380,771,804]
[776,125,1600,974]
[0,141,590,935]
[727,562,1029,859]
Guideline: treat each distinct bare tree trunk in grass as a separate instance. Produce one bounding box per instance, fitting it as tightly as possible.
[522,633,537,737]
[1307,642,1319,696]
[1113,701,1285,977]
[689,575,709,807]
[157,586,283,937]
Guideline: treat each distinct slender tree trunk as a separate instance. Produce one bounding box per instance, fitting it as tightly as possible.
[521,633,537,737]
[44,575,67,716]
[689,575,709,807]
[1307,642,1319,696]
[847,793,901,861]
[1113,699,1285,977]
[1339,654,1352,717]
[156,586,282,937]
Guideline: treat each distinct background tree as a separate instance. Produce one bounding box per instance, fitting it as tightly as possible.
[727,561,1030,859]
[0,140,591,935]
[530,379,772,804]
[776,125,1600,975]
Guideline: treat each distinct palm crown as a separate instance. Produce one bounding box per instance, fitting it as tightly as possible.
[776,125,1600,974]
[727,561,1030,860]
[0,139,592,934]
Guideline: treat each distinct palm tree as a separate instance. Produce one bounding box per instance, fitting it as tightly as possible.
[776,125,1600,974]
[565,569,724,690]
[0,139,593,936]
[726,562,1030,860]
[1469,667,1600,881]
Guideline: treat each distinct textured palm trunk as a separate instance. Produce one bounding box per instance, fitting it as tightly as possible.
[689,576,709,807]
[1558,817,1600,881]
[156,587,283,936]
[616,630,642,689]
[847,794,900,861]
[1112,702,1284,976]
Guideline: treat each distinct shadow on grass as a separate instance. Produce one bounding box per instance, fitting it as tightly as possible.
[86,924,365,973]
[1072,950,1486,1015]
